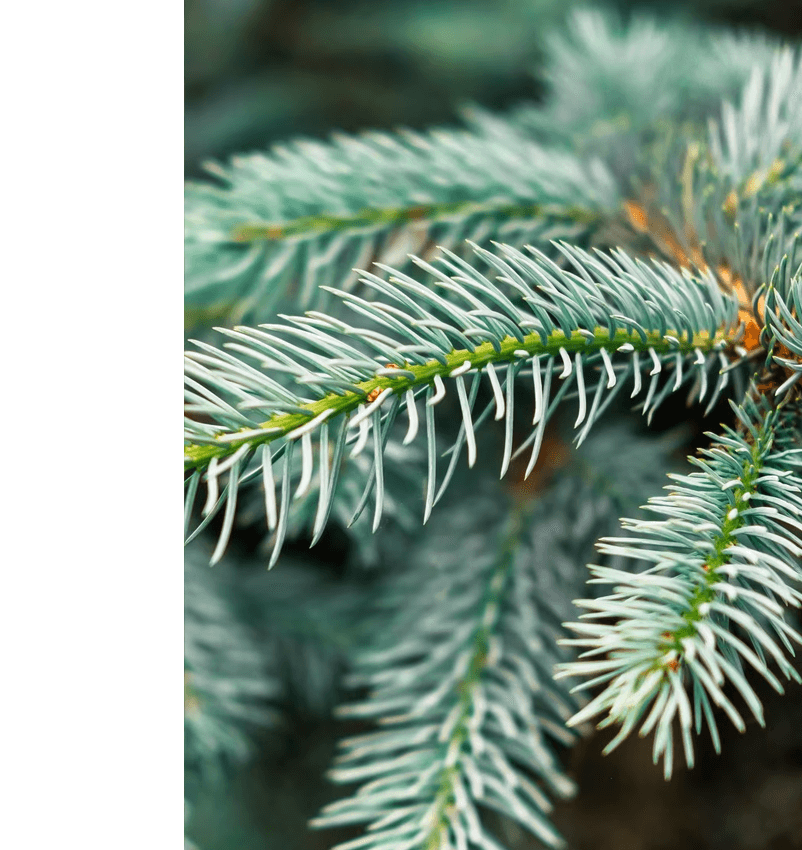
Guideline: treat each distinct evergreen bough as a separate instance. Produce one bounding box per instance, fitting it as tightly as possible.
[184,11,802,849]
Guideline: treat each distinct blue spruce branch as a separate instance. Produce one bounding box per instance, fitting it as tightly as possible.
[184,242,742,565]
[556,395,802,779]
[311,421,684,850]
[185,122,617,327]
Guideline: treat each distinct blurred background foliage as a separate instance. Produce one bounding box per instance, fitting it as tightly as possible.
[185,0,802,177]
[185,1,802,848]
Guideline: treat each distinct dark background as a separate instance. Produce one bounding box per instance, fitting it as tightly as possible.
[185,1,802,847]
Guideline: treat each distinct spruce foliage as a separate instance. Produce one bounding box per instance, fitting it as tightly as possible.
[185,10,802,849]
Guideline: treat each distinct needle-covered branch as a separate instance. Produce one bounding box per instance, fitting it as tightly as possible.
[557,395,802,778]
[185,121,617,325]
[184,241,742,565]
[311,421,684,850]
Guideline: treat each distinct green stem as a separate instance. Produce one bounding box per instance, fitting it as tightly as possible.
[185,325,732,471]
[231,201,601,243]
[421,508,523,850]
[659,419,772,659]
